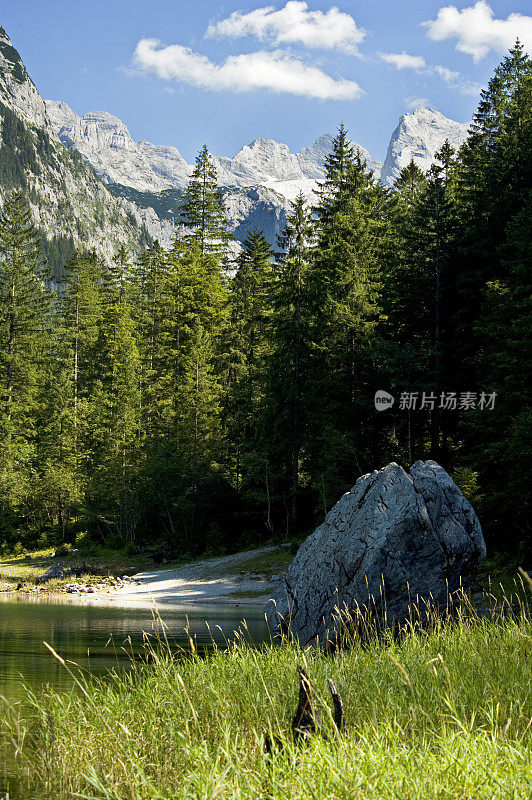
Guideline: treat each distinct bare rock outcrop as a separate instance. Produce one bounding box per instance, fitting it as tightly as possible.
[266,461,486,645]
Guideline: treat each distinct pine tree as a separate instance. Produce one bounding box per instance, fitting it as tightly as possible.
[0,191,51,517]
[135,240,171,434]
[60,251,105,447]
[470,192,532,546]
[306,130,390,504]
[394,158,426,203]
[267,193,314,531]
[389,159,456,459]
[107,244,135,302]
[452,40,532,362]
[180,145,230,261]
[434,140,456,186]
[135,236,229,550]
[90,288,141,543]
[224,229,275,497]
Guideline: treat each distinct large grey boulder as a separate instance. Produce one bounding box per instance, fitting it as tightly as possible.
[266,461,486,645]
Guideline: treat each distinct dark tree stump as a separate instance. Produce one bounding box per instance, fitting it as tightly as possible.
[292,666,321,741]
[327,678,344,733]
[264,666,344,753]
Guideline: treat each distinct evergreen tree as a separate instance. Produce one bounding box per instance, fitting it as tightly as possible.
[224,229,275,508]
[180,145,230,261]
[135,240,171,434]
[469,192,532,547]
[0,191,51,519]
[60,251,105,447]
[267,193,314,531]
[107,244,135,302]
[394,158,426,203]
[90,283,141,543]
[447,42,531,547]
[306,130,390,506]
[451,40,532,373]
[136,236,229,550]
[434,140,456,186]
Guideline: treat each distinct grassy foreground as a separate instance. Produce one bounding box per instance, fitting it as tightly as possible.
[3,596,531,800]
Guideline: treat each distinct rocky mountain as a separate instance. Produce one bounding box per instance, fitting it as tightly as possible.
[46,99,295,245]
[1,22,473,264]
[212,135,381,200]
[46,98,470,220]
[0,26,175,264]
[381,107,470,185]
[46,102,382,203]
[46,101,189,192]
[110,181,292,253]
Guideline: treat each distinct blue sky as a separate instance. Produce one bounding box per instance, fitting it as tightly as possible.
[2,1,531,161]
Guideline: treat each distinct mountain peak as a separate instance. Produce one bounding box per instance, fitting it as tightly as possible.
[381,106,470,185]
[45,99,189,192]
[410,106,438,116]
[0,27,48,128]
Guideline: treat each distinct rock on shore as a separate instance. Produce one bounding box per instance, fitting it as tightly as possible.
[266,461,486,645]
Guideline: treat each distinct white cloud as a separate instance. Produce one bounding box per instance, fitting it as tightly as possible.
[406,96,429,110]
[456,80,483,97]
[433,65,459,82]
[133,39,363,100]
[206,1,365,54]
[424,1,532,62]
[379,48,482,98]
[379,52,426,70]
[431,65,481,96]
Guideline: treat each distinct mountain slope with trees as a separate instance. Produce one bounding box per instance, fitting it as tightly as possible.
[0,25,170,270]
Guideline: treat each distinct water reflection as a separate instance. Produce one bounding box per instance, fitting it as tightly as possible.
[0,594,270,702]
[0,595,270,794]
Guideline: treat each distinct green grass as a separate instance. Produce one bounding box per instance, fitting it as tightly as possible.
[477,552,530,603]
[216,548,294,579]
[2,595,531,800]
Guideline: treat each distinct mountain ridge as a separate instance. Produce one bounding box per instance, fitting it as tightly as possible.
[0,26,176,262]
[1,23,473,262]
[45,99,471,198]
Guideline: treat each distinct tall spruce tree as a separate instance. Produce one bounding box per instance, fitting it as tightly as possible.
[180,145,230,261]
[34,250,105,538]
[450,42,532,548]
[267,193,314,532]
[306,129,390,506]
[224,229,275,523]
[394,158,426,203]
[451,40,532,376]
[0,191,51,521]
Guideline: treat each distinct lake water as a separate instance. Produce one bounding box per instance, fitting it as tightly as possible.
[0,594,270,795]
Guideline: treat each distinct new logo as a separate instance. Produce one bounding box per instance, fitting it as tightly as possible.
[374,390,395,411]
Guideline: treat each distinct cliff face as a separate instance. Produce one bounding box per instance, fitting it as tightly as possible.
[0,26,174,263]
[381,107,470,185]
